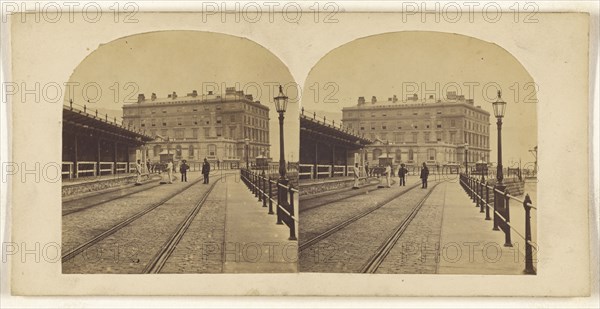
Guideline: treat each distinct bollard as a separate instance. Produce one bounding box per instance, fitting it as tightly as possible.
[479,181,484,212]
[523,194,536,274]
[258,173,263,202]
[288,185,297,240]
[268,178,274,215]
[493,185,501,231]
[262,173,267,208]
[503,189,513,247]
[276,179,284,225]
[485,183,491,220]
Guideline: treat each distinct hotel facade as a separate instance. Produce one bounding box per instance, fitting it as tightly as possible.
[341,92,491,168]
[122,87,270,168]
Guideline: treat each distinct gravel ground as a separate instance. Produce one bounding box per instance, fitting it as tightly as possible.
[62,174,223,274]
[159,176,229,273]
[62,174,205,256]
[299,180,436,273]
[299,178,421,246]
[375,183,446,274]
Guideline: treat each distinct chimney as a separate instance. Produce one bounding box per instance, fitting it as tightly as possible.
[358,96,365,105]
[168,94,171,98]
[191,90,198,97]
[151,93,157,101]
[137,94,145,103]
[244,94,253,101]
[208,90,214,95]
[393,95,398,103]
[172,91,177,99]
[371,96,377,104]
[225,87,236,95]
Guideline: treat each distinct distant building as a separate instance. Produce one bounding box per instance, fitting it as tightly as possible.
[122,87,270,168]
[341,91,491,167]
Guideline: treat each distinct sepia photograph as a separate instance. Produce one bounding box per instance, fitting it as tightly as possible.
[3,3,594,301]
[59,31,299,274]
[298,31,538,275]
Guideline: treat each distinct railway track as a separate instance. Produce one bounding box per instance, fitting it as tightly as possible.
[62,171,221,216]
[299,181,423,251]
[359,182,440,273]
[300,178,398,213]
[61,174,222,263]
[143,178,220,274]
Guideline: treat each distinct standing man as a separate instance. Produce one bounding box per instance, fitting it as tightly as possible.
[135,159,143,185]
[180,159,189,182]
[146,159,152,174]
[398,163,408,187]
[352,162,360,189]
[166,160,174,184]
[365,161,370,177]
[420,162,429,189]
[201,158,211,184]
[385,163,392,188]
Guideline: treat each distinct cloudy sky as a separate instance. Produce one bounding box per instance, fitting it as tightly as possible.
[66,30,299,162]
[301,31,538,166]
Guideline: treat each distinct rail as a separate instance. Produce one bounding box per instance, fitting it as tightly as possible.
[99,162,114,175]
[76,161,96,177]
[298,164,314,179]
[115,162,128,174]
[240,168,297,240]
[459,173,537,274]
[62,162,74,179]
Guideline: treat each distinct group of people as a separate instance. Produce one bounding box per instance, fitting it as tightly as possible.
[134,158,212,185]
[352,162,430,189]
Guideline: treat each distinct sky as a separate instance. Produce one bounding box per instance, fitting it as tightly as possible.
[301,31,538,168]
[66,30,299,162]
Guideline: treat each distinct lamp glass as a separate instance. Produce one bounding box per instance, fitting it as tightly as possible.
[274,85,288,113]
[493,100,506,118]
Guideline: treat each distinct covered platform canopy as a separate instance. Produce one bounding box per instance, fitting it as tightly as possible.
[62,104,154,179]
[300,110,371,180]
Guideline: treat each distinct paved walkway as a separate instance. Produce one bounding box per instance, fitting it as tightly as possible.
[437,180,526,275]
[222,174,298,273]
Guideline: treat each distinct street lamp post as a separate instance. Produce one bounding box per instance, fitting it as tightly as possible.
[492,91,509,245]
[274,85,288,181]
[274,85,289,229]
[493,91,507,185]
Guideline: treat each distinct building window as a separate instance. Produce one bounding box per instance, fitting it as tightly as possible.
[192,128,198,139]
[177,117,182,125]
[175,129,184,140]
[188,145,194,158]
[175,145,182,158]
[424,132,430,142]
[412,132,418,143]
[408,149,414,161]
[217,116,222,124]
[451,119,455,127]
[162,119,167,126]
[208,144,216,157]
[162,109,167,114]
[428,149,435,161]
[204,128,210,137]
[153,145,161,157]
[395,149,402,161]
[372,149,382,161]
[216,128,222,137]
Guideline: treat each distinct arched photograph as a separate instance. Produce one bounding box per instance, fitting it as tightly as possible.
[61,31,299,274]
[298,31,538,275]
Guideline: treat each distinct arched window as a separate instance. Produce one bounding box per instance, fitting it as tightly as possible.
[175,145,182,158]
[188,145,194,158]
[372,148,382,161]
[395,148,402,162]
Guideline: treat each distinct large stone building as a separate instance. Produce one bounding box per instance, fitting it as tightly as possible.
[341,91,490,169]
[122,87,270,168]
